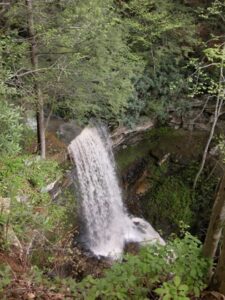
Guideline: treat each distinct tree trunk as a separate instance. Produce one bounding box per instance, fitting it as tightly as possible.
[26,0,46,158]
[212,230,225,294]
[203,174,225,277]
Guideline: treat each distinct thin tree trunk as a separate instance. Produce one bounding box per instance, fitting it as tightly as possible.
[212,229,225,294]
[203,174,225,278]
[26,0,46,158]
[193,51,225,189]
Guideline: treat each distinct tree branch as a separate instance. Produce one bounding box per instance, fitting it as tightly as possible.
[10,67,52,79]
[193,51,225,189]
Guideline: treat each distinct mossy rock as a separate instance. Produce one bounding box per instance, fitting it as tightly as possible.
[116,127,208,173]
[116,127,217,238]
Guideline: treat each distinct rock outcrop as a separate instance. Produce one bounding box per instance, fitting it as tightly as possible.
[111,119,155,148]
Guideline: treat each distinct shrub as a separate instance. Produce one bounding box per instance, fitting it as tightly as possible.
[0,155,62,197]
[144,173,193,234]
[69,233,209,299]
[0,232,211,299]
[153,177,193,226]
[0,100,23,155]
[0,155,70,253]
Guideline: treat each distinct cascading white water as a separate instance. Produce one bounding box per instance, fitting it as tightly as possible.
[68,127,164,258]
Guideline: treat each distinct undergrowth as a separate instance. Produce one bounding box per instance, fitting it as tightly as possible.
[0,141,212,299]
[142,161,218,237]
[71,233,209,300]
[19,233,209,300]
[0,154,76,269]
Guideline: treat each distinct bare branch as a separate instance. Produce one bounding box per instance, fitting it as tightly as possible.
[191,95,213,124]
[193,50,225,189]
[10,67,52,79]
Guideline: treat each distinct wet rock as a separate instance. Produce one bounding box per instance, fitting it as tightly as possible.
[131,217,165,246]
[122,158,148,189]
[111,119,155,148]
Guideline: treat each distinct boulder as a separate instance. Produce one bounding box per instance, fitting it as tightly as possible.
[130,217,165,246]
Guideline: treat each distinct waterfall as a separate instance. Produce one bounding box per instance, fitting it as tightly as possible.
[68,126,164,258]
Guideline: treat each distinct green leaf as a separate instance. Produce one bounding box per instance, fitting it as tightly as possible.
[178,284,189,292]
[174,276,181,287]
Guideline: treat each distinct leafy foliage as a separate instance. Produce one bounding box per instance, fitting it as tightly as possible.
[0,1,223,298]
[0,155,70,250]
[4,0,140,126]
[142,163,194,234]
[152,177,193,227]
[120,0,200,120]
[0,155,61,196]
[155,276,189,300]
[0,101,23,155]
[60,233,209,299]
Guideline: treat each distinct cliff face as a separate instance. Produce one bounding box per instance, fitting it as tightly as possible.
[112,98,225,149]
[115,127,216,238]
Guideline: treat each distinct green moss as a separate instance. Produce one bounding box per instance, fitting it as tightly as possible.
[115,139,154,171]
[149,177,193,227]
[139,161,218,237]
[115,127,216,237]
[116,127,207,172]
[115,127,177,171]
[143,126,179,139]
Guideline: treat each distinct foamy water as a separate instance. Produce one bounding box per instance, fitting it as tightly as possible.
[68,127,164,258]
